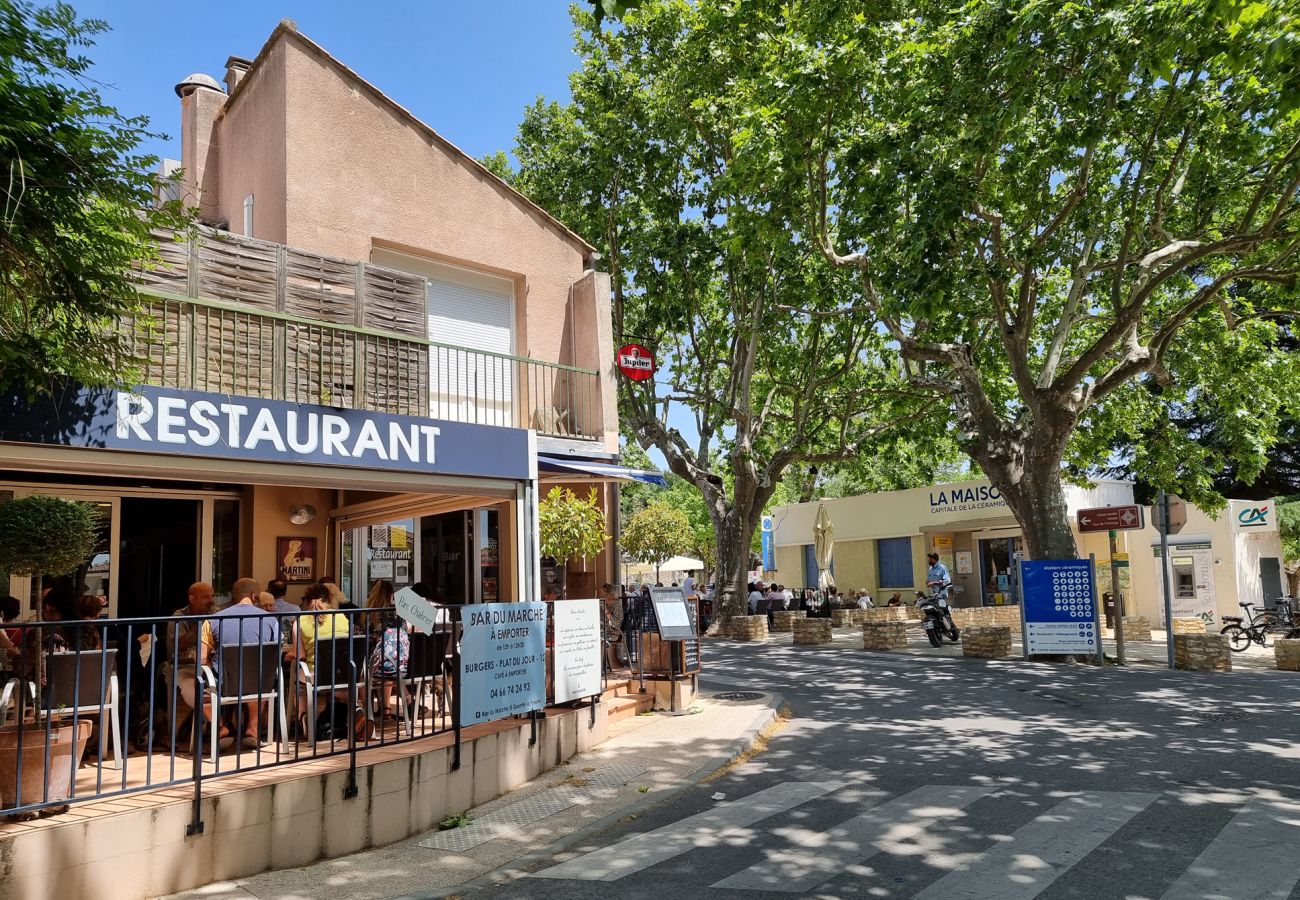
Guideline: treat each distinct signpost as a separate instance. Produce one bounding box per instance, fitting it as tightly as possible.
[1019,559,1100,658]
[1076,506,1144,666]
[1157,490,1176,668]
[1076,505,1144,532]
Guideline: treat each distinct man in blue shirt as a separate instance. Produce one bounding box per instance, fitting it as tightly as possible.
[926,553,951,600]
[201,578,279,750]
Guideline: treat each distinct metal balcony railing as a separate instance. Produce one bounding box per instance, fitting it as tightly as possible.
[125,227,601,440]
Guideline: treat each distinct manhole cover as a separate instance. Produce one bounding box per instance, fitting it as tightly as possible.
[1193,711,1251,723]
[714,691,764,701]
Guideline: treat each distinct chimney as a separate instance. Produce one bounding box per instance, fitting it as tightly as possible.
[224,56,252,94]
[175,72,225,222]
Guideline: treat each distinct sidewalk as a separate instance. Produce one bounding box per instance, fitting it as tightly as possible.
[158,687,780,900]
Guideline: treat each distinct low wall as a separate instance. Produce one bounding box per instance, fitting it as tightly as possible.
[951,605,1023,635]
[0,706,605,900]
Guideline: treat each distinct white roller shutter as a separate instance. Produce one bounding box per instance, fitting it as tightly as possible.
[426,276,515,422]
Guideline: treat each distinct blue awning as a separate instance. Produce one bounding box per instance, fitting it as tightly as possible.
[536,454,668,486]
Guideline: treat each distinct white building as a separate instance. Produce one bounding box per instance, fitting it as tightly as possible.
[768,479,1285,626]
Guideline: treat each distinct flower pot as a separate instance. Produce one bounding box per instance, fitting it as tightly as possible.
[0,719,94,812]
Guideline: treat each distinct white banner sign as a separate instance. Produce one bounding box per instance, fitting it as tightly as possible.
[553,599,602,703]
[393,586,444,635]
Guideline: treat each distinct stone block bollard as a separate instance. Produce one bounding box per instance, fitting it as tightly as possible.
[770,610,802,633]
[1275,639,1300,671]
[1173,633,1231,671]
[862,621,908,651]
[1172,617,1206,635]
[1120,616,1152,642]
[792,617,833,645]
[864,607,908,624]
[831,609,857,628]
[729,616,769,641]
[962,625,1012,659]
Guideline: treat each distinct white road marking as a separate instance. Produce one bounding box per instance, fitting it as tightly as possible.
[712,784,995,893]
[1158,798,1300,900]
[529,780,844,881]
[914,791,1157,900]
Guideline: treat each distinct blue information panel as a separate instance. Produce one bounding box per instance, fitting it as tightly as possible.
[458,602,547,727]
[1020,559,1098,655]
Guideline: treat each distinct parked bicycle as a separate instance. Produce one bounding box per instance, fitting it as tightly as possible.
[1220,598,1299,652]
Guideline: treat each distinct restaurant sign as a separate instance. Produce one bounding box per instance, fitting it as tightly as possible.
[0,383,531,481]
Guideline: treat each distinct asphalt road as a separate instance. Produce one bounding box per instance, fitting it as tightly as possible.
[466,638,1300,899]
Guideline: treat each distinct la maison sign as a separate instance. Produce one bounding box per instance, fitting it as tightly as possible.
[0,383,531,481]
[928,484,1008,516]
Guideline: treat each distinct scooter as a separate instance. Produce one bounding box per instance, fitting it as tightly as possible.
[918,583,960,648]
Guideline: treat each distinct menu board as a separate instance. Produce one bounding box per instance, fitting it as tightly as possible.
[680,599,701,674]
[649,587,697,641]
[553,599,602,702]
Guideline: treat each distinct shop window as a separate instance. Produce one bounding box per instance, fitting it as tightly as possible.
[366,519,416,596]
[877,537,914,588]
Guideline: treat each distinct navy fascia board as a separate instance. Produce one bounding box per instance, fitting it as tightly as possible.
[536,453,668,486]
[0,382,532,482]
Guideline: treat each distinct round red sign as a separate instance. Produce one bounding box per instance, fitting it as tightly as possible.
[616,343,656,381]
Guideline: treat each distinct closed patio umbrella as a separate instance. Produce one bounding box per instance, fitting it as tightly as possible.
[813,503,835,591]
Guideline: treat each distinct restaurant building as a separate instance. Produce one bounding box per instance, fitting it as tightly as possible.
[769,479,1286,626]
[0,21,635,616]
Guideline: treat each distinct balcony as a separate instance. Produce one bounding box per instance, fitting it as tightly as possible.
[126,227,602,440]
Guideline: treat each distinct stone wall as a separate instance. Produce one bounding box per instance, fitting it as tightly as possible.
[1119,616,1152,642]
[1172,617,1207,635]
[863,607,910,623]
[728,616,769,641]
[950,606,1023,635]
[1173,633,1231,671]
[793,618,833,645]
[1276,638,1300,671]
[961,626,1012,659]
[770,610,802,633]
[862,622,908,651]
[831,609,863,628]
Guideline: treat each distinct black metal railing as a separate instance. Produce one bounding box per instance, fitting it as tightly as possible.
[0,608,461,828]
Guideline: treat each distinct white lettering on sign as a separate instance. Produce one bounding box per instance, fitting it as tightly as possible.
[112,391,441,467]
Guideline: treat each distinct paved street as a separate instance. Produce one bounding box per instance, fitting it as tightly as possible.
[463,638,1300,900]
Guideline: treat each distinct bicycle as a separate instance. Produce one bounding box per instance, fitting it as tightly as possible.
[1220,599,1299,652]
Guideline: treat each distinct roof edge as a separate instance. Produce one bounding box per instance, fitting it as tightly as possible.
[223,21,597,258]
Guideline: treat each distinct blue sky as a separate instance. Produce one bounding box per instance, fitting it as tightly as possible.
[72,1,579,164]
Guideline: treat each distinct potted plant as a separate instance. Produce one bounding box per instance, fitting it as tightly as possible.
[0,495,101,818]
[538,487,609,598]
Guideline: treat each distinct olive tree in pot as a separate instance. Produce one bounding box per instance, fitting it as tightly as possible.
[0,495,100,816]
[538,487,609,598]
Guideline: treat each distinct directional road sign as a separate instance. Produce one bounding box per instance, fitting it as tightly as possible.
[1077,505,1145,533]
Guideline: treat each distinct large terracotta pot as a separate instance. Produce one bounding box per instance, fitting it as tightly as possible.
[0,719,94,812]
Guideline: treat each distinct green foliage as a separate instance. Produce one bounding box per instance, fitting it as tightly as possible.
[794,0,1300,553]
[0,494,100,575]
[538,487,608,563]
[1278,497,1300,564]
[478,150,515,183]
[506,2,939,606]
[620,502,691,568]
[0,1,188,397]
[438,811,472,831]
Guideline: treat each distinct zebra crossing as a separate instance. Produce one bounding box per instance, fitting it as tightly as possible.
[528,781,1300,897]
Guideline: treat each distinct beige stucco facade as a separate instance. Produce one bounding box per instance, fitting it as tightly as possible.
[178,22,618,455]
[771,481,1285,625]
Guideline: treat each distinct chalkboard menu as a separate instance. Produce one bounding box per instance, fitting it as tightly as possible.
[680,599,701,674]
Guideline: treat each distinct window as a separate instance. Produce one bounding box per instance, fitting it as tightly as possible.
[877,537,914,588]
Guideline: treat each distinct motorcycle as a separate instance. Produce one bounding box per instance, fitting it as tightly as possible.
[918,583,960,648]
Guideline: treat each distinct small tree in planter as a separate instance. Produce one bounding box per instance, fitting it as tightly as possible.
[0,495,100,817]
[538,487,609,597]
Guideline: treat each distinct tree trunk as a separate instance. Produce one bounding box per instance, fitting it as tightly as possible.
[968,421,1080,561]
[712,513,752,629]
